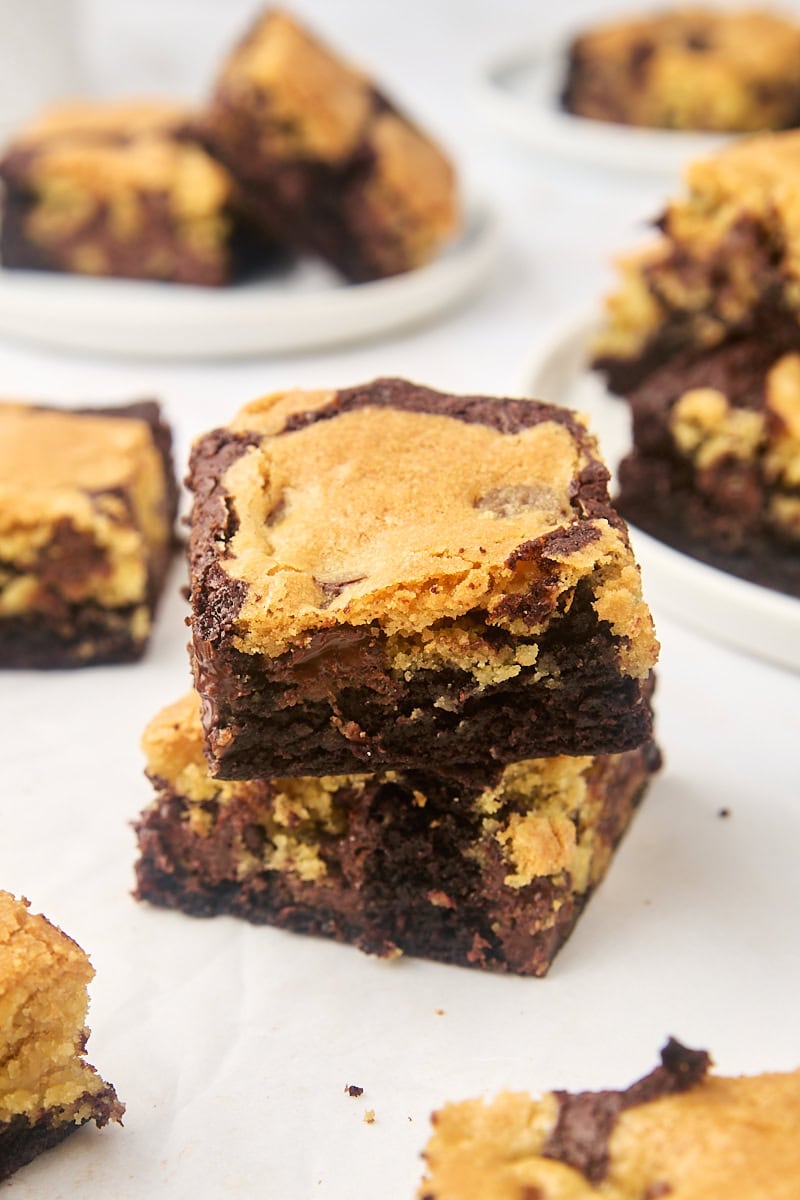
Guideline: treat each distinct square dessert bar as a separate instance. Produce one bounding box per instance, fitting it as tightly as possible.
[562,9,800,133]
[592,132,800,395]
[418,1040,800,1198]
[0,100,263,285]
[135,693,659,976]
[188,378,658,778]
[202,8,459,281]
[0,399,178,667]
[617,339,800,596]
[0,892,123,1183]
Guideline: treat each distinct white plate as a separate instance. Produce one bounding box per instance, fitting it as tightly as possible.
[477,40,731,177]
[0,202,499,359]
[524,316,800,673]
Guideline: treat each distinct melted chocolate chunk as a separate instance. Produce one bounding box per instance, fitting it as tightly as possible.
[542,1039,710,1184]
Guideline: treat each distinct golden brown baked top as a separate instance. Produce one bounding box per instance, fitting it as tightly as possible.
[191,383,657,676]
[1,99,232,216]
[0,891,122,1126]
[567,7,800,132]
[217,9,373,162]
[209,8,459,253]
[419,1055,800,1198]
[0,402,172,615]
[0,401,161,492]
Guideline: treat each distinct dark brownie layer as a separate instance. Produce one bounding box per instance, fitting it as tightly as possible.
[0,1086,122,1184]
[188,379,657,777]
[595,238,800,399]
[616,339,800,596]
[201,94,395,283]
[136,736,659,976]
[0,602,150,669]
[193,578,654,777]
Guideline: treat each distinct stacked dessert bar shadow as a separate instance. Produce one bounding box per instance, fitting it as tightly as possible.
[591,133,800,598]
[135,379,660,975]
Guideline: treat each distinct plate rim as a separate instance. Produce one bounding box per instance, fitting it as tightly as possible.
[522,311,800,673]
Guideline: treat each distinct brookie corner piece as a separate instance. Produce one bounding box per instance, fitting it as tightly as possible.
[201,7,460,281]
[135,692,660,976]
[592,132,800,395]
[0,399,178,667]
[0,892,124,1183]
[187,378,658,779]
[0,100,269,285]
[562,8,800,133]
[417,1039,800,1198]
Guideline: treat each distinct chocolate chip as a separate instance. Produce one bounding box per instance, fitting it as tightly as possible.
[685,31,711,51]
[315,575,367,606]
[266,495,287,526]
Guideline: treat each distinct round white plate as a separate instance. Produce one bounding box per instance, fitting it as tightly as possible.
[478,40,731,177]
[524,315,800,673]
[0,202,499,359]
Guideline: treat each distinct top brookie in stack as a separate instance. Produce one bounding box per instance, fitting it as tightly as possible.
[135,378,660,975]
[591,133,800,597]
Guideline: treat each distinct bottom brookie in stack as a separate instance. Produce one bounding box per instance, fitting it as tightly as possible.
[135,379,660,974]
[135,693,659,976]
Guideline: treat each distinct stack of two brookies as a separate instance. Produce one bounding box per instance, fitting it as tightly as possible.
[135,378,660,975]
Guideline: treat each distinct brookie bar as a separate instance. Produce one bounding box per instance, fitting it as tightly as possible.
[0,399,178,667]
[187,378,658,779]
[201,8,459,281]
[562,8,800,133]
[135,692,660,976]
[592,132,800,395]
[0,100,266,285]
[616,338,800,596]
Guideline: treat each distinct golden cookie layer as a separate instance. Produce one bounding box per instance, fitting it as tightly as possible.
[206,387,657,678]
[4,99,231,213]
[419,1063,800,1198]
[0,892,122,1127]
[0,402,170,617]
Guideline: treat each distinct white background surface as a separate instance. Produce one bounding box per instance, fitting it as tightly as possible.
[1,3,799,1197]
